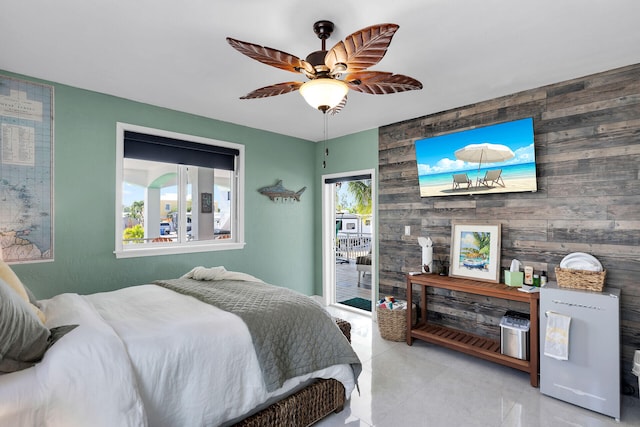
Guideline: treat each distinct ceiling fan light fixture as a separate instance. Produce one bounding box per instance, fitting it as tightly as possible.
[299,78,348,112]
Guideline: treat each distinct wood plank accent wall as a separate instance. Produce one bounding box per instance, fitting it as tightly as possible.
[378,63,640,394]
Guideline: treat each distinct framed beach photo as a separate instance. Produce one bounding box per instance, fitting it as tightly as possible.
[449,222,501,282]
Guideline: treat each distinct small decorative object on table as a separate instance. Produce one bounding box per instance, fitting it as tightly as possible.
[418,236,433,273]
[377,298,416,341]
[435,255,449,276]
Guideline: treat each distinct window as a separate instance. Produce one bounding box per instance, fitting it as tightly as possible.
[115,123,245,258]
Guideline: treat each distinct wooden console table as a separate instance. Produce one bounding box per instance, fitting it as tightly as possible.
[406,274,539,387]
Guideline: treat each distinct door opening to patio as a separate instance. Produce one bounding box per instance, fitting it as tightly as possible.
[322,170,375,313]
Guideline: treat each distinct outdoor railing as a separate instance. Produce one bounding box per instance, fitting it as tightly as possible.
[336,232,371,262]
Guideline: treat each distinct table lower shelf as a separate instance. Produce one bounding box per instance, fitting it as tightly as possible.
[410,322,530,372]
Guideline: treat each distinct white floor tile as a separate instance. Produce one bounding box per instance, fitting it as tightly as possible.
[320,305,640,427]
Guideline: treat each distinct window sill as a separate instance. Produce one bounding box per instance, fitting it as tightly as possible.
[114,241,246,259]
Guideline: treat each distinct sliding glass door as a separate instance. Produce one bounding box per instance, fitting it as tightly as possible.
[322,170,376,313]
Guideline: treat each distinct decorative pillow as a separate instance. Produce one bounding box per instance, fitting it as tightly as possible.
[0,259,30,301]
[0,278,51,374]
[0,259,46,323]
[23,283,40,307]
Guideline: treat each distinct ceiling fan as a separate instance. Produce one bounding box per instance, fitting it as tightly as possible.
[226,20,423,113]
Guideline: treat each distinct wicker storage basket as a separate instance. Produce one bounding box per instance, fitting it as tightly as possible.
[377,303,416,342]
[233,318,351,426]
[555,267,606,292]
[233,378,345,427]
[334,318,351,343]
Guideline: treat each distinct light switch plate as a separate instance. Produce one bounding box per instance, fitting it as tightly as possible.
[405,226,410,235]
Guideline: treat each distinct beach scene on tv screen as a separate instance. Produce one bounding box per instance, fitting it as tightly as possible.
[414,118,537,197]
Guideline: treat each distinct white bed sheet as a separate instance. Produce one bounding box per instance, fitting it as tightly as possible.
[0,284,355,427]
[85,285,355,426]
[0,293,147,427]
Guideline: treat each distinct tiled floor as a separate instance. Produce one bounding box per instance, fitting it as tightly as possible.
[316,304,640,427]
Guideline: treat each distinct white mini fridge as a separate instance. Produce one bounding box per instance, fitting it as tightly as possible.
[540,283,620,420]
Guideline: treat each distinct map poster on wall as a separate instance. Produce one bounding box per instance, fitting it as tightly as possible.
[0,75,54,263]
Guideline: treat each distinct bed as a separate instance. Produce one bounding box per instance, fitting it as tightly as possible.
[0,265,361,427]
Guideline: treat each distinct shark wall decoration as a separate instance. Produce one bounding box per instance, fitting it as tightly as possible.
[258,180,306,202]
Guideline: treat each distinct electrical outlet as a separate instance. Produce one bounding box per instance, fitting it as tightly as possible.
[405,226,410,236]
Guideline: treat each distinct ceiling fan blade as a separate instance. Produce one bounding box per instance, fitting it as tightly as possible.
[328,95,348,115]
[239,81,304,99]
[227,37,315,76]
[345,71,423,95]
[325,23,399,75]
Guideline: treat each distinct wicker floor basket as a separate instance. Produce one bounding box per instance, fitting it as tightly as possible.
[377,303,417,342]
[555,267,606,292]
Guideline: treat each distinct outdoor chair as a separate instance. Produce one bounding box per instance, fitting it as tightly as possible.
[478,169,505,187]
[355,252,372,287]
[452,173,472,190]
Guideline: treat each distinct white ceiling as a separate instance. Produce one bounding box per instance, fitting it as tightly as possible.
[2,0,639,142]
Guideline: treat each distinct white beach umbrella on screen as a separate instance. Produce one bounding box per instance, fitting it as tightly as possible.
[454,143,515,181]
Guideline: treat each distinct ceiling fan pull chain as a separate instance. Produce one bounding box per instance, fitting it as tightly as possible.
[323,112,329,168]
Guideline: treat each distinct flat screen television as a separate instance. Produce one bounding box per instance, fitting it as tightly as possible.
[414,117,537,197]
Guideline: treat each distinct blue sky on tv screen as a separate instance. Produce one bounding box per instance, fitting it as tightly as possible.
[415,118,535,176]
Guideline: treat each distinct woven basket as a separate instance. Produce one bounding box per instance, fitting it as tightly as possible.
[233,319,351,426]
[233,378,345,426]
[334,318,351,343]
[377,303,416,342]
[555,267,606,292]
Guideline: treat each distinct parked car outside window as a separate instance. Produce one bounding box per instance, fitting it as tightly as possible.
[160,222,171,235]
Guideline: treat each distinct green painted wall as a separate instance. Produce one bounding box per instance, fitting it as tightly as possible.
[312,128,379,295]
[3,71,319,298]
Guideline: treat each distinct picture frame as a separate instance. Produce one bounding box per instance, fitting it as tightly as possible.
[449,221,501,282]
[200,192,212,213]
[0,75,54,263]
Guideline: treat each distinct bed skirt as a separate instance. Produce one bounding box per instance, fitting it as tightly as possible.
[232,318,351,427]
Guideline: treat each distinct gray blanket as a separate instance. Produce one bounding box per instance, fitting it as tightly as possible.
[154,277,361,392]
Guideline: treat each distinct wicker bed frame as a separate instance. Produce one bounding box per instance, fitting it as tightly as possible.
[232,318,352,427]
